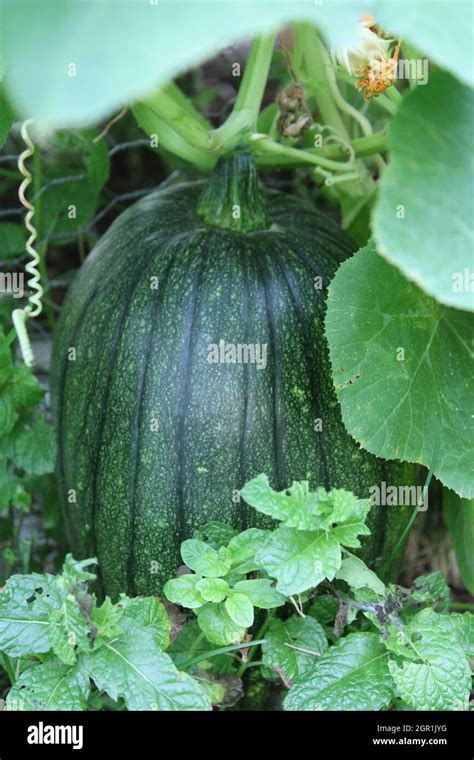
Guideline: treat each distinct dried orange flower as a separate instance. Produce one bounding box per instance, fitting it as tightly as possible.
[334,17,400,100]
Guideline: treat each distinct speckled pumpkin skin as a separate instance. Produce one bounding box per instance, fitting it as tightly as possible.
[52,180,414,597]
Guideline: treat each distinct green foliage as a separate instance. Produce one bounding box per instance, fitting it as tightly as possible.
[180,540,233,578]
[285,633,394,711]
[194,522,238,550]
[0,1,363,127]
[34,129,110,246]
[0,128,115,582]
[160,476,471,711]
[242,474,371,596]
[373,0,473,87]
[84,620,210,711]
[0,330,56,578]
[262,616,328,681]
[1,476,472,712]
[373,71,473,311]
[1,555,211,711]
[335,556,386,597]
[326,240,474,498]
[196,604,248,648]
[387,612,472,711]
[2,1,470,127]
[164,522,285,646]
[6,660,90,711]
[410,571,451,610]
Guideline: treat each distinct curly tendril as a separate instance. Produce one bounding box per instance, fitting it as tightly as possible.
[12,119,43,368]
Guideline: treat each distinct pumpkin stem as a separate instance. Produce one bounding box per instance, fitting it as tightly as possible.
[196,153,270,233]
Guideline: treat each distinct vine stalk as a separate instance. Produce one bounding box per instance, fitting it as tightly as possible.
[294,23,376,198]
[209,32,276,151]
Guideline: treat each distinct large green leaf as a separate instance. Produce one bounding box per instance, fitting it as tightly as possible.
[0,573,61,656]
[232,578,286,608]
[2,1,470,129]
[225,592,254,628]
[10,415,56,476]
[374,1,473,87]
[262,616,328,682]
[388,625,471,710]
[181,539,232,577]
[6,660,89,711]
[335,556,386,596]
[227,528,269,569]
[437,613,474,658]
[49,596,91,665]
[404,608,474,659]
[86,621,211,710]
[325,241,474,498]
[0,600,55,656]
[164,574,207,610]
[373,70,474,312]
[195,577,230,604]
[0,0,364,127]
[196,603,246,646]
[443,489,474,594]
[241,473,322,530]
[256,527,342,596]
[11,365,44,408]
[284,632,394,710]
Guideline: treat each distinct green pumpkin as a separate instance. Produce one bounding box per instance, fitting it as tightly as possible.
[53,154,414,597]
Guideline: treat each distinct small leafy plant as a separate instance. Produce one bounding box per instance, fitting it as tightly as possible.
[0,328,56,581]
[0,555,211,710]
[1,475,472,712]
